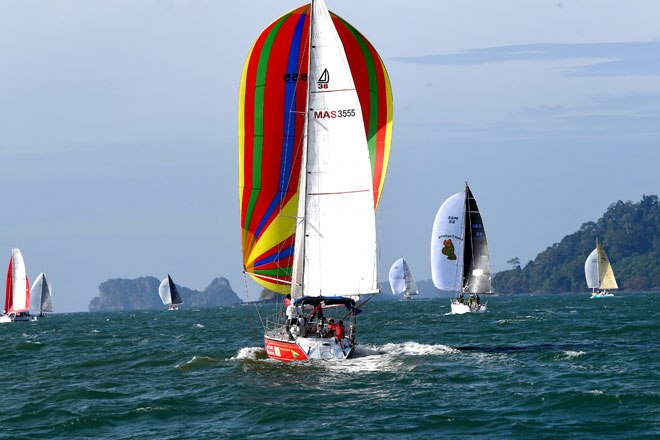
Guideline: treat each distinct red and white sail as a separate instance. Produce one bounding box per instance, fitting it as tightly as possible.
[5,248,30,314]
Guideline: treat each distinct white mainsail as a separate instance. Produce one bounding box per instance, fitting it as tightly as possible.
[431,191,466,292]
[30,273,53,314]
[290,0,378,300]
[158,275,183,305]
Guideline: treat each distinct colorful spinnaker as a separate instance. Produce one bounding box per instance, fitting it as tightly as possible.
[4,248,30,315]
[238,2,393,294]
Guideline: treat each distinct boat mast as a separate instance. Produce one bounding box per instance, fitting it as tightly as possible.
[462,183,471,293]
[292,0,315,299]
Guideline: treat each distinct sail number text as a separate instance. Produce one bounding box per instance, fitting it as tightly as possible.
[283,73,307,82]
[314,109,356,119]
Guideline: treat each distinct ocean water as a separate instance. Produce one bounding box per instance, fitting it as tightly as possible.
[1,292,658,439]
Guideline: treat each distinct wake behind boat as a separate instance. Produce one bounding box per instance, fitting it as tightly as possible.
[431,184,491,314]
[238,0,393,361]
[3,248,36,323]
[585,239,618,298]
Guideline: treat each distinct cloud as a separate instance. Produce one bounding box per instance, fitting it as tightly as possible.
[393,41,660,76]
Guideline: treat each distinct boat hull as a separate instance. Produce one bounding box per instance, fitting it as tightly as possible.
[590,292,614,299]
[13,314,37,322]
[450,300,486,314]
[264,334,353,362]
[0,313,37,323]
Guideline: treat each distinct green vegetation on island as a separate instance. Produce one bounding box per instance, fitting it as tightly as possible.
[493,195,660,294]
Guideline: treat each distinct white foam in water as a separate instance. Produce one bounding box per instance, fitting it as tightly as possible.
[194,323,204,328]
[377,341,456,356]
[230,346,265,361]
[90,329,100,333]
[563,350,586,358]
[175,355,220,370]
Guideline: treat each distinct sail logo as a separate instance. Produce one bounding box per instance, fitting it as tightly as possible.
[442,239,457,260]
[317,68,329,89]
[447,216,458,224]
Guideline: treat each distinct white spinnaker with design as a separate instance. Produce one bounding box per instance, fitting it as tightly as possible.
[30,273,53,313]
[584,248,599,289]
[431,191,466,292]
[290,0,378,300]
[389,258,407,295]
[159,275,183,305]
[10,248,30,313]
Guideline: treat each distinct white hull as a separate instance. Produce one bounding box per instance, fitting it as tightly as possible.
[0,313,37,323]
[450,300,486,314]
[590,292,614,299]
[13,314,38,322]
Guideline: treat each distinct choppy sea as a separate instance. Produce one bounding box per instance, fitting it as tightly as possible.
[1,292,658,439]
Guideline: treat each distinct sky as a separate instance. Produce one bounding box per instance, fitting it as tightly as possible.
[1,0,659,312]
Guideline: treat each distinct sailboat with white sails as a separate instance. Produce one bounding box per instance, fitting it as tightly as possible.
[238,0,393,361]
[2,248,37,323]
[431,184,491,314]
[159,274,183,310]
[585,239,618,298]
[30,273,54,317]
[389,257,419,300]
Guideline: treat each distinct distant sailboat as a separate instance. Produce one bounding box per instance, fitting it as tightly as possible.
[2,248,36,323]
[431,184,491,314]
[389,257,419,300]
[30,273,53,317]
[159,275,183,310]
[585,239,618,298]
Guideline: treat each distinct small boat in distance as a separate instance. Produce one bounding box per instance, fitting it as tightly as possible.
[159,275,183,310]
[585,239,618,298]
[431,183,491,314]
[2,248,37,322]
[30,273,54,317]
[389,257,419,300]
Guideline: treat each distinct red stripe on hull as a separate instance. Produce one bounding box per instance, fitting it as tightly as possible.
[264,336,308,362]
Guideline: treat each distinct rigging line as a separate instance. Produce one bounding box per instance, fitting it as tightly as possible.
[244,272,265,336]
[341,294,376,321]
[243,272,257,344]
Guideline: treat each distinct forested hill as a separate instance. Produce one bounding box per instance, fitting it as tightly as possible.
[493,195,660,294]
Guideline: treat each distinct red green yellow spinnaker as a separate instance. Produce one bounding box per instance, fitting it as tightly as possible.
[238,4,393,293]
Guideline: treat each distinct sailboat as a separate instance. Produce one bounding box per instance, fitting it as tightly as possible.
[159,275,183,310]
[431,184,491,314]
[585,239,618,298]
[389,257,419,300]
[238,0,393,361]
[30,273,53,317]
[2,248,36,323]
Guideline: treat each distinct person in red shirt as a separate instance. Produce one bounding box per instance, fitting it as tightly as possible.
[326,318,336,338]
[284,294,291,308]
[334,320,345,340]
